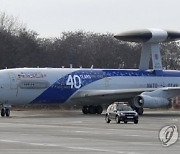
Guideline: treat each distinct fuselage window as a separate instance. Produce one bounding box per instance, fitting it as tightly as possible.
[24,83,35,86]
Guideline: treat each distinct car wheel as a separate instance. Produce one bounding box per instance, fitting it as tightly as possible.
[124,121,127,124]
[115,116,120,124]
[134,120,138,124]
[105,115,111,123]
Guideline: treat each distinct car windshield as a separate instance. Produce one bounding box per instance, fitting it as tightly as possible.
[116,104,133,111]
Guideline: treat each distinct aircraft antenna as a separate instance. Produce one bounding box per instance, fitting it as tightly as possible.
[114,29,180,72]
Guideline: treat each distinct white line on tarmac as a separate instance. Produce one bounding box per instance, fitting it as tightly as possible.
[0,139,142,154]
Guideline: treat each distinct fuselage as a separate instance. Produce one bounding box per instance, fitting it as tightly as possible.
[0,68,180,106]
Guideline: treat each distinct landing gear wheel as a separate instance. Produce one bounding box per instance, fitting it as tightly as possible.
[5,108,10,117]
[82,106,88,114]
[1,108,5,117]
[96,105,103,114]
[136,108,144,115]
[82,105,103,114]
[89,106,95,114]
[1,108,10,117]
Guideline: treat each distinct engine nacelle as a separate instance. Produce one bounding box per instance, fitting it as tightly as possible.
[134,95,170,108]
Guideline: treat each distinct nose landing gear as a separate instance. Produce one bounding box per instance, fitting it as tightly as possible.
[1,105,11,117]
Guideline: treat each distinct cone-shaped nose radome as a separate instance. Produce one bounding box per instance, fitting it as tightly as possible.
[114,29,180,42]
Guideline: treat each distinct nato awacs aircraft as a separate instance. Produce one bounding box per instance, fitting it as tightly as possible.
[0,28,180,117]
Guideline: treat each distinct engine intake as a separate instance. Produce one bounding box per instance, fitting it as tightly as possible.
[134,96,144,108]
[134,95,170,108]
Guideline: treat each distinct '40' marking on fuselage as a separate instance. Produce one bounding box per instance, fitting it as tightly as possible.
[66,75,81,89]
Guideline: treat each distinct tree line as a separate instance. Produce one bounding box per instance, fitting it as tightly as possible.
[0,12,180,70]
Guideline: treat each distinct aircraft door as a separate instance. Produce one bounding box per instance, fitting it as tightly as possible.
[8,72,17,89]
[104,77,111,88]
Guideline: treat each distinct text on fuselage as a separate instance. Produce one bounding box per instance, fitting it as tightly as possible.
[147,83,178,88]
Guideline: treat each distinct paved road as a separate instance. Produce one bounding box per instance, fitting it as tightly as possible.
[0,110,179,154]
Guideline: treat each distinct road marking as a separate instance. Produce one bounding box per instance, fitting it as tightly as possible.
[0,139,142,154]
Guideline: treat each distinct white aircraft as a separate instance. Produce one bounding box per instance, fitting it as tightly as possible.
[0,28,180,117]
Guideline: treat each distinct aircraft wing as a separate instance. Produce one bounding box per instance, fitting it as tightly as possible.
[71,88,155,104]
[71,87,180,105]
[157,87,180,98]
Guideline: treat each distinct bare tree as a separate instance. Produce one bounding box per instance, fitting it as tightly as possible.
[0,12,180,69]
[0,11,25,35]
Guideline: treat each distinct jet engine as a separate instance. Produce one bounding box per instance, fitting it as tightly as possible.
[134,94,170,108]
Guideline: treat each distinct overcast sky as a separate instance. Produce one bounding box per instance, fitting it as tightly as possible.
[0,0,180,37]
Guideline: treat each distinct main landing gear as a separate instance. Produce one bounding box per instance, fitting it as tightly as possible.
[1,105,11,117]
[82,105,103,114]
[135,107,144,115]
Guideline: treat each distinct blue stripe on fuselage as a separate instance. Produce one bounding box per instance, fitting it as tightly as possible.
[31,70,103,104]
[31,69,180,104]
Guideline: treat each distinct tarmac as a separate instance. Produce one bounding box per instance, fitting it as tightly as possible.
[0,109,179,154]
